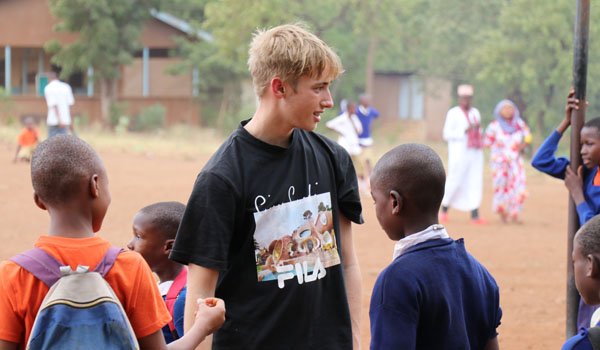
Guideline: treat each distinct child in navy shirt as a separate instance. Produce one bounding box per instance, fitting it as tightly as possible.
[369,143,502,349]
[128,202,187,343]
[532,91,600,328]
[562,215,600,349]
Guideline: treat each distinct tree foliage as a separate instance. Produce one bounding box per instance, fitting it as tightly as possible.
[47,0,162,124]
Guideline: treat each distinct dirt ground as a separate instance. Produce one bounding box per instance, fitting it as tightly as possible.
[0,138,569,349]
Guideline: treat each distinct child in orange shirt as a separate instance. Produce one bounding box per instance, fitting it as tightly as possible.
[13,117,39,163]
[0,135,225,350]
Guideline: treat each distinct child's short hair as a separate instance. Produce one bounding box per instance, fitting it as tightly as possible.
[584,117,600,134]
[247,23,344,97]
[576,214,600,256]
[139,201,186,239]
[372,143,446,214]
[31,135,103,206]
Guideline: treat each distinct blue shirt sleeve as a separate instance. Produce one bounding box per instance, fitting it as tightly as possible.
[577,202,595,227]
[174,287,186,337]
[531,130,570,179]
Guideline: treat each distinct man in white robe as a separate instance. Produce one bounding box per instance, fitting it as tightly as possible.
[440,84,486,224]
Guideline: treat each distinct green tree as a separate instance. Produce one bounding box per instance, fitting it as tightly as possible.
[46,0,162,126]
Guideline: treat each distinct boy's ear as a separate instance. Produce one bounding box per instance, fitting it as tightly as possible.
[89,174,100,199]
[271,77,286,98]
[389,190,403,215]
[588,254,600,278]
[164,239,175,254]
[33,193,47,211]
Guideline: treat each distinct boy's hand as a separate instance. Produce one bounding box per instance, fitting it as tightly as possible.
[194,298,226,335]
[565,165,585,205]
[559,89,588,134]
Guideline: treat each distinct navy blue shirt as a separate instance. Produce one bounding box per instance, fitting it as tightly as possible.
[562,325,600,350]
[370,238,501,350]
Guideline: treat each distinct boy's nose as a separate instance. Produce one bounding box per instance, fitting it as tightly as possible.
[126,241,134,250]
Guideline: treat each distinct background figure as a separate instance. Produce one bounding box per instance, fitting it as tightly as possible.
[440,84,485,224]
[326,101,365,189]
[13,117,39,163]
[485,100,532,223]
[44,67,74,138]
[356,94,380,187]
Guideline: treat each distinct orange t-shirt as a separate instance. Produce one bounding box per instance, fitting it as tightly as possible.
[17,128,38,147]
[0,235,171,348]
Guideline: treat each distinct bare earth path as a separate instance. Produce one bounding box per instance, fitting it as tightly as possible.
[0,139,567,349]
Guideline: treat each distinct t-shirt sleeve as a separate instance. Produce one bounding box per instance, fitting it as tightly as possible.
[174,288,186,337]
[333,146,363,224]
[170,171,238,270]
[370,270,419,349]
[116,253,171,339]
[0,263,23,343]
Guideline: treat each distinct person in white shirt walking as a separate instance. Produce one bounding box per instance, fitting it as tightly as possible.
[44,68,75,138]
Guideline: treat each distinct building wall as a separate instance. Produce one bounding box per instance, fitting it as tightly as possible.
[372,73,451,141]
[0,0,77,47]
[424,77,452,141]
[372,74,401,120]
[121,58,192,97]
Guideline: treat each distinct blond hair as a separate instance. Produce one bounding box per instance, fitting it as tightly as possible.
[248,23,344,97]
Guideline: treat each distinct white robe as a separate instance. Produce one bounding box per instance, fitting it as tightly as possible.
[441,106,483,211]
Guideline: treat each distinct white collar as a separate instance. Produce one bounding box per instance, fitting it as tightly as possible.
[392,224,449,260]
[359,105,369,115]
[158,280,174,297]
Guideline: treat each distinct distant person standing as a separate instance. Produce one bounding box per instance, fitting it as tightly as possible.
[440,84,486,225]
[356,94,380,184]
[44,68,74,138]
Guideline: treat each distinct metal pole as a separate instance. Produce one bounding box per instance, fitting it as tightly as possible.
[567,0,590,338]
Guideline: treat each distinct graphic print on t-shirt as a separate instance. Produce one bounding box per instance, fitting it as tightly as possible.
[253,192,340,289]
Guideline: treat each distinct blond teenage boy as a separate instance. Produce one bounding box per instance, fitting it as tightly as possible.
[171,24,363,349]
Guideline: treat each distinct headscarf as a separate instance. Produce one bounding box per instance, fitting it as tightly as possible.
[494,99,522,134]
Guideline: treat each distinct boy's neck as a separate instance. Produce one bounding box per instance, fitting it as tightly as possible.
[154,262,184,283]
[47,206,95,238]
[402,216,440,239]
[245,103,294,148]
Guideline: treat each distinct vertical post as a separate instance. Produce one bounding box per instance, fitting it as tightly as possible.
[22,48,29,94]
[192,67,199,97]
[142,47,149,97]
[87,66,94,97]
[567,0,590,338]
[4,46,11,95]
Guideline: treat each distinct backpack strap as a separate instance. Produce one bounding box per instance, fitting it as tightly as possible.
[9,246,123,287]
[9,248,63,287]
[94,247,123,277]
[588,326,600,350]
[166,267,188,335]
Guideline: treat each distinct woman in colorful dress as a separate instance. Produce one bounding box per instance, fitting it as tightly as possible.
[484,99,532,223]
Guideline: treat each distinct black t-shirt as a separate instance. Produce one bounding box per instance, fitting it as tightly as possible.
[171,121,363,349]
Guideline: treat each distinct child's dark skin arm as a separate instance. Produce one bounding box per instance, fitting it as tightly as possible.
[562,90,587,205]
[484,337,499,350]
[557,89,578,134]
[138,298,225,350]
[0,340,17,350]
[565,166,586,205]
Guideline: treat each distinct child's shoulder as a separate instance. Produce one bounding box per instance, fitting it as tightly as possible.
[562,327,596,350]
